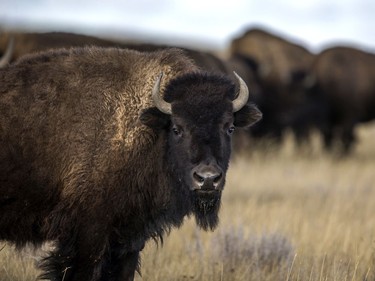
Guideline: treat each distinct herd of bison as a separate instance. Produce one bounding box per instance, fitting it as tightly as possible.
[0,26,374,281]
[1,27,374,155]
[1,27,375,156]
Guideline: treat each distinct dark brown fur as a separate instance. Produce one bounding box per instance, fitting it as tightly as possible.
[306,46,375,153]
[0,46,261,280]
[229,27,315,142]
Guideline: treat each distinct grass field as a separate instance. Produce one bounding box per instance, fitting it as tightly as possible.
[1,124,375,281]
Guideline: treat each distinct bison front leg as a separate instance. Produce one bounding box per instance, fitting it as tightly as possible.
[100,240,145,281]
[40,238,107,281]
[40,222,111,281]
[118,251,141,281]
[40,233,142,281]
[100,250,140,281]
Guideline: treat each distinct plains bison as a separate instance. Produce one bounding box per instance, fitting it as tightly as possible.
[305,46,375,153]
[0,47,261,280]
[0,31,229,74]
[229,27,315,142]
[0,31,117,61]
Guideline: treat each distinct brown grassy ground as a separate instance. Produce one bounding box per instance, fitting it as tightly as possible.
[1,123,375,281]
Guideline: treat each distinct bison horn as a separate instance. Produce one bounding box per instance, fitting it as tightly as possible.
[0,35,15,68]
[232,71,249,112]
[152,72,172,115]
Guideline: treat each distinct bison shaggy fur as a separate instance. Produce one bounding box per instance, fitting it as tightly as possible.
[0,46,261,281]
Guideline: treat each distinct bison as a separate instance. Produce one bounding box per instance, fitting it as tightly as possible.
[229,27,315,143]
[0,31,118,61]
[304,46,375,154]
[0,46,261,281]
[0,31,229,74]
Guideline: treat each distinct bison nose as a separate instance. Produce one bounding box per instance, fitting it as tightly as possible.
[192,165,223,190]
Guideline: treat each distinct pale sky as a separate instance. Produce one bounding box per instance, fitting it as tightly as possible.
[1,0,375,52]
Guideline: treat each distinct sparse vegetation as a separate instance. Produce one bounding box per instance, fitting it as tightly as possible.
[2,124,375,280]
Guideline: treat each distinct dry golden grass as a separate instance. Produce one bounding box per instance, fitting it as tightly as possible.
[2,123,375,281]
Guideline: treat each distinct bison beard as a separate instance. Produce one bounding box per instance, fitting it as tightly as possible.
[192,191,221,231]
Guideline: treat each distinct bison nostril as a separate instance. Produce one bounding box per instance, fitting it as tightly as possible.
[213,173,222,185]
[193,172,205,184]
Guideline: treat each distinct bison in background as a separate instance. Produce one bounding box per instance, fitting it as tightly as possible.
[0,46,261,281]
[228,27,315,144]
[304,46,375,154]
[0,30,230,75]
[0,31,119,61]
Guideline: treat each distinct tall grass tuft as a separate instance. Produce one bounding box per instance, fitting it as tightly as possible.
[212,226,295,280]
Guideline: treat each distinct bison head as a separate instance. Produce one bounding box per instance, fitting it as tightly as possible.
[140,71,261,230]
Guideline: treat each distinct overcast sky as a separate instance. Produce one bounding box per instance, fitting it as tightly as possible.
[1,0,375,52]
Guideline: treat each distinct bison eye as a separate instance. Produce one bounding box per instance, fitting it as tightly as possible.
[227,126,235,135]
[172,125,183,137]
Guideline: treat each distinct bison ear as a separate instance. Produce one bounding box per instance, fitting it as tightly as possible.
[234,103,262,127]
[139,107,170,129]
